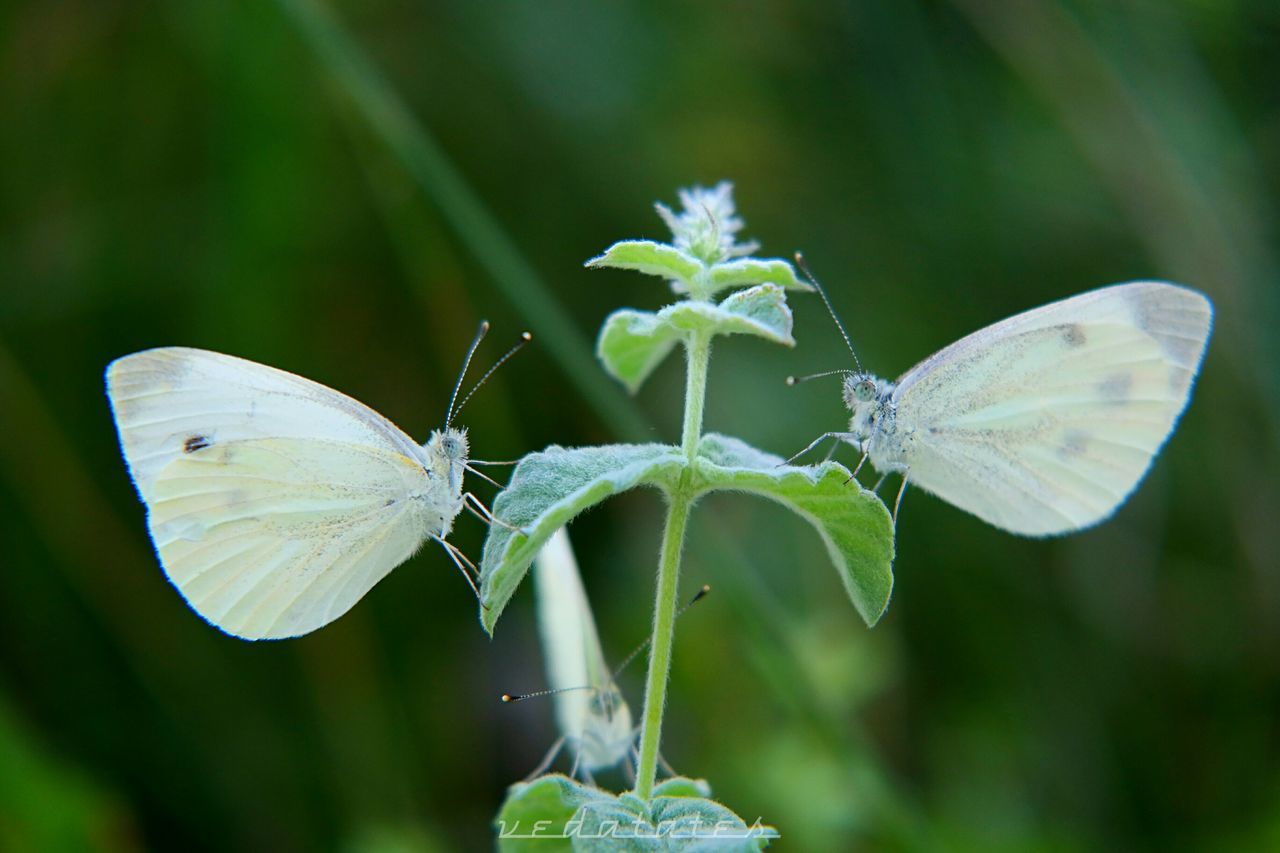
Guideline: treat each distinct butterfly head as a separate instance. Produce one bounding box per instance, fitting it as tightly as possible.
[843,373,879,406]
[424,427,470,494]
[587,683,626,723]
[579,683,634,771]
[844,373,896,443]
[439,427,469,463]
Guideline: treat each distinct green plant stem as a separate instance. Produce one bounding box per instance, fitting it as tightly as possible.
[633,492,691,800]
[633,329,711,800]
[679,331,711,462]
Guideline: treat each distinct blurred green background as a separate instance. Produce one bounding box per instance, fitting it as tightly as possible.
[2,0,1278,849]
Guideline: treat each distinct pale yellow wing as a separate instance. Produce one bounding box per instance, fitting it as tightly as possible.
[106,348,437,639]
[106,347,424,501]
[534,528,633,771]
[147,439,432,639]
[891,282,1211,536]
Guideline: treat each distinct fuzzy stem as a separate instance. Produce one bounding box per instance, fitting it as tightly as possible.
[633,329,711,799]
[679,331,711,462]
[632,492,691,799]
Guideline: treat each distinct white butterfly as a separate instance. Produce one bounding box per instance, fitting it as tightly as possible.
[529,527,634,779]
[791,277,1213,536]
[506,528,710,782]
[105,324,527,640]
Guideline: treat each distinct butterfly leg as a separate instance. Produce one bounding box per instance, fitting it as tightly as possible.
[657,748,679,779]
[463,465,505,489]
[463,492,525,535]
[469,458,520,466]
[523,735,566,781]
[570,747,597,788]
[892,472,910,527]
[872,472,889,493]
[437,535,479,575]
[822,439,841,464]
[843,448,870,485]
[434,536,484,602]
[463,501,490,526]
[782,432,858,466]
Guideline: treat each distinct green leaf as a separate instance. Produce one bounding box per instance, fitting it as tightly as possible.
[706,257,809,296]
[495,774,611,852]
[657,284,794,346]
[495,775,777,851]
[480,434,896,631]
[595,309,682,393]
[645,795,779,851]
[692,434,896,626]
[479,444,684,633]
[651,777,713,799]
[597,284,796,392]
[586,240,703,285]
[571,797,647,852]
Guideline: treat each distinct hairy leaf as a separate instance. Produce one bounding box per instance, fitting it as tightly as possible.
[479,444,683,633]
[706,257,808,297]
[495,774,610,852]
[597,284,796,392]
[496,774,776,851]
[480,434,895,631]
[595,309,682,393]
[652,777,712,798]
[692,434,895,626]
[585,240,703,286]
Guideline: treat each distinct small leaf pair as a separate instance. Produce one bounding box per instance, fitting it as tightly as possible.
[596,284,799,392]
[479,435,893,633]
[496,774,779,852]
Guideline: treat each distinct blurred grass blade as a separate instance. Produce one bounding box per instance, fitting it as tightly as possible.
[274,0,646,440]
[950,0,1280,437]
[0,341,307,829]
[0,694,133,852]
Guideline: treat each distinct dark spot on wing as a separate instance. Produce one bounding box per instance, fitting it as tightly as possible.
[183,435,210,453]
[1061,324,1086,347]
[1098,372,1132,403]
[1058,430,1088,460]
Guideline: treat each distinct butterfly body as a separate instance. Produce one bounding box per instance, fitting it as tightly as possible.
[420,427,470,539]
[844,373,902,475]
[578,685,634,773]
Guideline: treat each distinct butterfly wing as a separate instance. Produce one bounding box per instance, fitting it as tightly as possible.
[886,282,1212,536]
[106,348,437,639]
[534,527,633,771]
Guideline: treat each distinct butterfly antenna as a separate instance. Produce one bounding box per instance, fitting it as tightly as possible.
[785,369,855,386]
[502,585,710,707]
[502,685,595,703]
[445,320,490,428]
[449,330,533,427]
[795,252,864,375]
[610,584,710,680]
